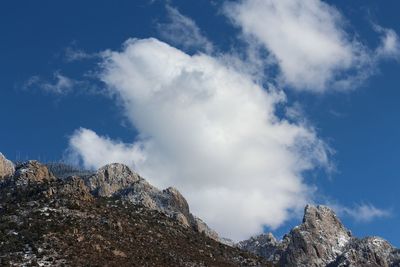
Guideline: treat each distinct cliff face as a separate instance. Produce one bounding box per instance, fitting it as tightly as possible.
[240,205,400,267]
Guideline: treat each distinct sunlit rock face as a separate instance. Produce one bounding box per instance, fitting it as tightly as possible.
[85,163,140,197]
[279,205,352,267]
[13,160,56,186]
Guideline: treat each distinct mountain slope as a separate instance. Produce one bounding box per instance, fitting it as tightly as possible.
[0,157,271,267]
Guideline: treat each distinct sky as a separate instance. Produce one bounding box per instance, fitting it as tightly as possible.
[0,0,399,244]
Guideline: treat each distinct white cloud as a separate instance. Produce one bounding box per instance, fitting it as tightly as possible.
[24,72,76,94]
[157,5,213,53]
[68,38,331,241]
[67,128,146,169]
[224,0,398,92]
[333,203,391,223]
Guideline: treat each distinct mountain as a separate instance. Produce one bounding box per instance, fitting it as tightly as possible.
[1,152,398,267]
[0,155,270,266]
[239,205,400,267]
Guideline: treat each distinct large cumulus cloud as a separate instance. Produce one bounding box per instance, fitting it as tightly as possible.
[68,38,330,240]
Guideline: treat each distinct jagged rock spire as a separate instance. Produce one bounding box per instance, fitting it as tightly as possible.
[279,205,352,266]
[240,204,400,267]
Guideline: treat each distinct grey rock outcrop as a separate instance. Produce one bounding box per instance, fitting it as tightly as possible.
[0,153,15,179]
[239,233,283,262]
[240,205,400,267]
[13,160,55,186]
[279,205,352,266]
[85,163,140,197]
[46,176,93,203]
[84,163,219,240]
[329,237,400,267]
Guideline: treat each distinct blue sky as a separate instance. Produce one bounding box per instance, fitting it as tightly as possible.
[1,0,400,244]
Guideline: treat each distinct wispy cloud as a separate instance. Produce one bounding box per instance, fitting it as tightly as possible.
[157,5,213,53]
[64,47,98,62]
[22,71,106,96]
[332,203,392,223]
[24,72,76,94]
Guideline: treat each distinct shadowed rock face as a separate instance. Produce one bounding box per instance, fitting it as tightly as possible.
[240,205,400,267]
[0,153,15,179]
[45,176,94,204]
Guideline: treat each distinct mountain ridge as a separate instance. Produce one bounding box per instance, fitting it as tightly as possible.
[1,152,398,266]
[0,154,269,266]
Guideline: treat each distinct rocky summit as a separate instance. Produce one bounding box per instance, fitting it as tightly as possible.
[0,153,270,267]
[240,205,400,267]
[84,163,220,241]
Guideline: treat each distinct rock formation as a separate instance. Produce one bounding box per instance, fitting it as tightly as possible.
[240,205,400,267]
[278,204,352,266]
[84,163,140,197]
[329,237,400,267]
[83,163,219,240]
[238,233,282,262]
[13,160,56,185]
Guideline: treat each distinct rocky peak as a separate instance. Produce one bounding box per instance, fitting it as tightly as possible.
[302,204,347,230]
[0,153,15,179]
[279,205,352,266]
[85,163,140,197]
[84,163,221,241]
[13,160,55,185]
[239,233,282,262]
[240,204,400,267]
